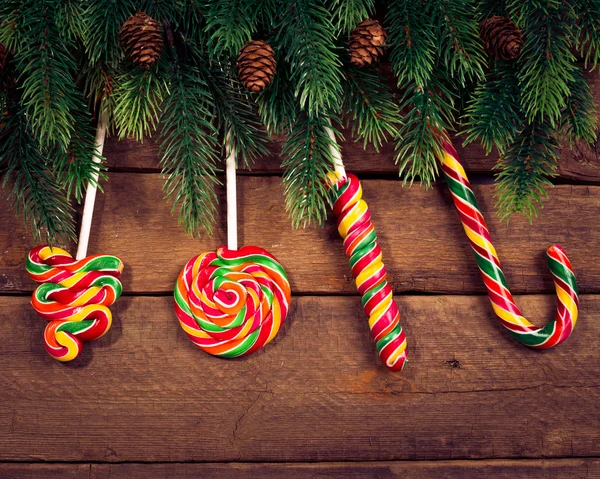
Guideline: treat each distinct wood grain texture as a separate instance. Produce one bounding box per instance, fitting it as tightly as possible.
[1,459,599,479]
[1,175,599,295]
[1,294,598,462]
[103,71,600,181]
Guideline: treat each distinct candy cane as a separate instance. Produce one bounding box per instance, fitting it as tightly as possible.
[174,134,291,358]
[439,138,579,348]
[26,109,125,361]
[326,124,407,371]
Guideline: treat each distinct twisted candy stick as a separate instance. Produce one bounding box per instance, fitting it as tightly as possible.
[439,139,579,348]
[329,172,408,370]
[175,245,291,358]
[26,245,124,361]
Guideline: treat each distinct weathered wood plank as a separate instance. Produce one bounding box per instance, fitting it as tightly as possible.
[103,71,600,181]
[0,295,598,462]
[1,175,599,294]
[1,459,599,479]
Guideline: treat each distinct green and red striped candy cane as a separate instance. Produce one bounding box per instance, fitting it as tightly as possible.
[439,138,579,348]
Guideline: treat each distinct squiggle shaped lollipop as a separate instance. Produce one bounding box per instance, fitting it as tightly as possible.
[26,245,124,361]
[174,136,291,358]
[175,245,290,357]
[25,110,125,361]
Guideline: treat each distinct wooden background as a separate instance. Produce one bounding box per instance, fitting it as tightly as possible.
[1,75,600,478]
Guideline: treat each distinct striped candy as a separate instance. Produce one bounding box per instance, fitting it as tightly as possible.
[440,139,579,348]
[26,245,124,361]
[329,172,407,371]
[174,245,291,358]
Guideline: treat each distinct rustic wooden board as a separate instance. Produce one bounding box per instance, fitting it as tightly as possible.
[1,295,598,462]
[1,459,599,479]
[103,71,600,181]
[1,175,599,295]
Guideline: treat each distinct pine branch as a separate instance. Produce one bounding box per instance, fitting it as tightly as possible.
[14,0,81,151]
[276,0,343,117]
[561,66,598,147]
[329,0,374,35]
[159,56,220,237]
[56,0,87,45]
[256,52,298,136]
[429,0,486,84]
[495,121,558,221]
[0,0,24,51]
[112,60,168,141]
[386,0,436,87]
[203,0,260,56]
[281,113,339,228]
[508,0,577,125]
[342,65,401,152]
[395,77,455,186]
[573,0,600,69]
[463,62,523,154]
[0,106,76,245]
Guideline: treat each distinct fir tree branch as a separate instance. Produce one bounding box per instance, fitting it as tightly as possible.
[329,0,374,35]
[159,56,220,237]
[463,62,523,154]
[56,0,88,45]
[342,65,401,152]
[276,0,343,117]
[112,61,168,141]
[429,0,486,84]
[0,107,76,245]
[573,0,600,70]
[561,66,598,147]
[281,113,339,228]
[386,0,436,87]
[395,77,455,186]
[495,120,558,221]
[0,0,24,51]
[508,0,577,125]
[203,0,260,56]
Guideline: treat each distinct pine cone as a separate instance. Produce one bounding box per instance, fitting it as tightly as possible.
[237,40,277,93]
[120,12,163,69]
[349,19,387,67]
[480,16,523,61]
[0,43,7,74]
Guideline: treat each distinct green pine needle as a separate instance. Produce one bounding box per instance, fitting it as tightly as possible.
[203,0,259,56]
[281,114,340,228]
[561,66,598,147]
[573,0,600,70]
[159,58,220,237]
[329,0,374,35]
[463,62,523,154]
[495,121,558,221]
[342,65,401,152]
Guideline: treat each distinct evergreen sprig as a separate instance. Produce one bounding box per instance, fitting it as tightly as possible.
[561,67,598,147]
[573,0,600,69]
[330,0,375,35]
[203,0,259,56]
[159,57,220,236]
[276,0,343,117]
[495,121,558,221]
[281,114,340,228]
[0,108,76,245]
[463,62,523,154]
[342,66,401,151]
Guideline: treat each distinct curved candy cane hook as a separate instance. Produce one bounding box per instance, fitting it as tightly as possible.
[439,138,579,348]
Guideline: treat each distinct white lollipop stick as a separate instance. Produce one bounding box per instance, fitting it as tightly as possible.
[225,134,238,251]
[76,109,108,260]
[325,119,346,178]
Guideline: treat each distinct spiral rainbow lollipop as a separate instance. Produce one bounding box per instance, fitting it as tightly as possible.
[26,245,124,361]
[439,138,579,348]
[329,172,407,370]
[175,245,291,357]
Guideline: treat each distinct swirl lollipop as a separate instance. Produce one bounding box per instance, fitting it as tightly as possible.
[174,137,291,358]
[26,110,125,361]
[326,124,407,371]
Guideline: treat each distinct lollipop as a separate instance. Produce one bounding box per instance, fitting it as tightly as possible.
[439,137,579,348]
[326,125,407,371]
[174,137,291,358]
[26,110,125,361]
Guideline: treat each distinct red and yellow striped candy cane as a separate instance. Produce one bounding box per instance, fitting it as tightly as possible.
[439,139,579,348]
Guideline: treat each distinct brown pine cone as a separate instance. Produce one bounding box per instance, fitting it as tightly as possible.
[349,19,387,67]
[237,40,277,93]
[480,16,523,61]
[120,12,163,68]
[0,43,7,74]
